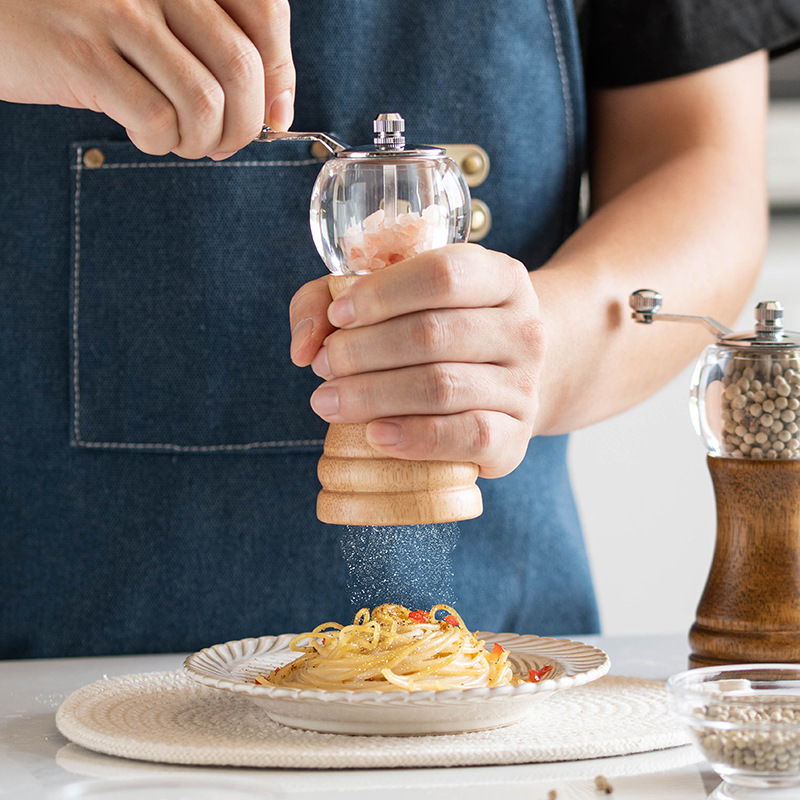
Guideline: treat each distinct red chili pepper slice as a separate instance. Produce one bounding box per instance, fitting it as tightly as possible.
[492,643,506,655]
[444,614,460,626]
[408,610,429,624]
[529,665,553,682]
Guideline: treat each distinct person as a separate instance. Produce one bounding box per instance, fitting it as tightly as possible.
[1,0,798,659]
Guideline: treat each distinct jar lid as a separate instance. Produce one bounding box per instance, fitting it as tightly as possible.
[337,113,445,159]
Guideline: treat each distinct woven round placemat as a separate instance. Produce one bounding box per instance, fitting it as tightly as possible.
[56,671,691,769]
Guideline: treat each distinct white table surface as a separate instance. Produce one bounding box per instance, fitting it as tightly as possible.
[0,634,738,800]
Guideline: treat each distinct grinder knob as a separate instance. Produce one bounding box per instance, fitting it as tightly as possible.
[629,289,663,322]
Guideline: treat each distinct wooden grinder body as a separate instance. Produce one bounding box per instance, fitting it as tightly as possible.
[316,275,483,526]
[689,455,800,667]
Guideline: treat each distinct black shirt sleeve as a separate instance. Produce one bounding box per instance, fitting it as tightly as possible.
[578,0,800,88]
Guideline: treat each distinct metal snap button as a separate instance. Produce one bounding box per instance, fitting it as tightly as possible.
[468,199,492,242]
[462,153,485,177]
[83,148,105,169]
[435,144,490,188]
[310,140,331,160]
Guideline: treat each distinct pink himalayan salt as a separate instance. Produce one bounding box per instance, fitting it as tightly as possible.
[339,206,446,272]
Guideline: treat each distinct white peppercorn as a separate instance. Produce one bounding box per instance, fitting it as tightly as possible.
[713,351,800,459]
[692,700,800,778]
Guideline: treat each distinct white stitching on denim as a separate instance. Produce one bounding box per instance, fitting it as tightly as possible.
[72,147,83,445]
[544,0,576,233]
[69,159,320,170]
[71,152,324,451]
[77,440,326,451]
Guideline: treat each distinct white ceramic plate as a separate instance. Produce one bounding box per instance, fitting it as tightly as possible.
[183,632,610,735]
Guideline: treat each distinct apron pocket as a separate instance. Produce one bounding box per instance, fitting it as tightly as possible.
[69,139,328,452]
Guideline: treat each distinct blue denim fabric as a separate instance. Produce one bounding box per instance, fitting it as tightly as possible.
[0,0,598,658]
[69,140,328,450]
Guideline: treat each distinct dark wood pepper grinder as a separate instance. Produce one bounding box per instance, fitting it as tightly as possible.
[631,290,800,668]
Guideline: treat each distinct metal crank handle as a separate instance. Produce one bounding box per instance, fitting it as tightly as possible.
[255,125,348,155]
[629,289,732,338]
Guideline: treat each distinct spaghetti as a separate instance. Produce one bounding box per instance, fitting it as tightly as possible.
[255,604,525,692]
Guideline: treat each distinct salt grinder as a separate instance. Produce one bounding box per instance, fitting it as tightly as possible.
[260,114,482,526]
[631,289,800,667]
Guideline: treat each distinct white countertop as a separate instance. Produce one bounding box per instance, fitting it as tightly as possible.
[1,634,727,800]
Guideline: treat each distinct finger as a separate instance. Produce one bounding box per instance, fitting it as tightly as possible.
[312,307,542,379]
[219,0,295,130]
[327,244,533,329]
[309,363,534,425]
[111,8,226,159]
[64,46,180,155]
[163,0,265,156]
[365,411,532,479]
[289,276,336,367]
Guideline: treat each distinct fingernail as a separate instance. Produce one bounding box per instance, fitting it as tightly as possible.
[290,317,313,360]
[311,345,332,378]
[367,421,402,446]
[209,151,236,161]
[268,90,294,131]
[310,385,339,417]
[329,296,355,327]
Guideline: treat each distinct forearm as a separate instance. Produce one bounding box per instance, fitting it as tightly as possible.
[531,54,768,436]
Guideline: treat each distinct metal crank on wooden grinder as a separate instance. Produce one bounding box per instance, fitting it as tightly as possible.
[258,114,482,526]
[631,289,800,667]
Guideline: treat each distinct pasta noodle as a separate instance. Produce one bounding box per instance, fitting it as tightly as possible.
[255,604,523,692]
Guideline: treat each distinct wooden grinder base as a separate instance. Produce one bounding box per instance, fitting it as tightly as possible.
[316,275,483,526]
[689,455,800,668]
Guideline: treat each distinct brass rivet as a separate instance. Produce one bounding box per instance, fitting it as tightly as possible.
[310,140,330,160]
[462,154,484,175]
[83,148,105,169]
[432,144,490,187]
[468,199,492,242]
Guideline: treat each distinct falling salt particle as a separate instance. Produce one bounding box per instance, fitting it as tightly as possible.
[339,523,459,610]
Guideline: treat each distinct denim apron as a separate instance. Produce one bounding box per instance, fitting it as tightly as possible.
[0,0,599,658]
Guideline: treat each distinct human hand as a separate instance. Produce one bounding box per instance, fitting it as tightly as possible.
[0,0,294,159]
[289,244,545,479]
